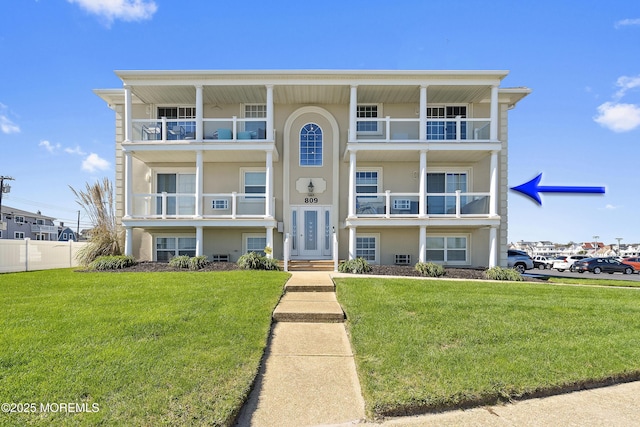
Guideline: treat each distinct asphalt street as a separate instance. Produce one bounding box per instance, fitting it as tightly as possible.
[526,267,640,282]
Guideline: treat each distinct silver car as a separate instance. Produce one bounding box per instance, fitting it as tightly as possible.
[507,250,534,273]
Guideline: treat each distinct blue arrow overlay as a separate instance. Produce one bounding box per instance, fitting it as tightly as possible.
[510,173,605,205]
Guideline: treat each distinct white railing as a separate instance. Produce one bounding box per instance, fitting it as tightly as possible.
[131,193,274,219]
[354,191,491,218]
[353,117,491,142]
[31,224,58,233]
[130,117,270,142]
[283,232,290,272]
[332,231,338,272]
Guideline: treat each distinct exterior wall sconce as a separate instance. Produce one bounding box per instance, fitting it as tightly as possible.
[308,180,314,196]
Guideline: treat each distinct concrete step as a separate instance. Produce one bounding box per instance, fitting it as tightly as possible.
[284,272,336,292]
[282,260,337,272]
[273,292,345,323]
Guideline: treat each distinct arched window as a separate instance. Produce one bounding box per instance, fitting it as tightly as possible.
[300,123,322,166]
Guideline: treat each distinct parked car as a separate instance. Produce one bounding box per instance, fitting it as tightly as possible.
[507,250,534,273]
[573,257,635,275]
[622,257,640,273]
[552,255,588,272]
[532,256,554,270]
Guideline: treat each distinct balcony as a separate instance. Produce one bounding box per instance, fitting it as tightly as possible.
[354,191,491,218]
[31,224,58,233]
[131,117,269,143]
[130,193,274,219]
[352,117,491,143]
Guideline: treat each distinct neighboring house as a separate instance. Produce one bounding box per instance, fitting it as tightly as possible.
[58,226,77,242]
[95,70,530,266]
[0,205,57,240]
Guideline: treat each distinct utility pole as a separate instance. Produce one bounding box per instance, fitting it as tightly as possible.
[616,237,623,256]
[593,235,599,256]
[0,176,15,231]
[77,210,80,241]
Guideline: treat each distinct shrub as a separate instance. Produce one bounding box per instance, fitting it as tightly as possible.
[484,266,524,281]
[237,252,281,271]
[89,255,137,271]
[169,255,191,269]
[188,255,210,270]
[415,262,446,277]
[338,257,372,274]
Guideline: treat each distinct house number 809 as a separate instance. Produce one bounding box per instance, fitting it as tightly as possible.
[304,197,318,204]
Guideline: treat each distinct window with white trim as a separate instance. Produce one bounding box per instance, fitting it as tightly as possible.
[15,216,24,224]
[427,172,468,215]
[156,236,196,262]
[356,234,379,264]
[15,232,25,239]
[426,236,468,264]
[245,234,267,256]
[157,107,196,139]
[36,219,44,225]
[212,199,229,210]
[356,104,381,134]
[355,171,379,195]
[427,105,467,140]
[300,123,323,166]
[243,171,266,196]
[243,104,267,137]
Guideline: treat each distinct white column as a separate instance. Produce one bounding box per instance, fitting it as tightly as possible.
[124,150,132,219]
[195,150,203,218]
[419,225,426,263]
[266,85,274,140]
[349,85,358,141]
[348,227,357,260]
[195,85,203,141]
[489,226,497,267]
[419,85,427,141]
[265,150,273,217]
[489,150,498,217]
[125,227,133,256]
[196,226,203,257]
[490,85,499,140]
[348,151,357,217]
[266,227,274,258]
[124,84,132,142]
[419,150,427,217]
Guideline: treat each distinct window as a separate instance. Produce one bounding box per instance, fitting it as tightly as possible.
[15,216,24,224]
[393,199,411,210]
[427,172,468,214]
[427,105,467,140]
[356,235,378,263]
[300,123,323,166]
[156,236,196,262]
[243,104,267,137]
[62,233,67,240]
[426,236,468,264]
[157,107,196,139]
[244,171,266,196]
[356,104,381,134]
[36,219,44,225]
[245,234,267,256]
[15,232,25,239]
[355,171,379,196]
[212,199,229,210]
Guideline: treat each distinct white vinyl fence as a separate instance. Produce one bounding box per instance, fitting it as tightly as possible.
[0,239,88,273]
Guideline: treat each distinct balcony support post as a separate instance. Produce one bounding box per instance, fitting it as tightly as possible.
[124,84,132,142]
[195,85,203,141]
[349,85,358,141]
[231,192,237,219]
[490,85,499,140]
[419,225,426,263]
[348,151,356,217]
[124,150,132,219]
[161,192,167,219]
[385,190,391,218]
[195,150,203,218]
[124,226,133,256]
[419,85,427,141]
[489,226,498,267]
[419,150,427,217]
[348,226,356,260]
[161,117,168,141]
[489,150,498,217]
[265,150,273,217]
[195,226,203,257]
[455,190,461,218]
[265,226,274,259]
[266,85,274,140]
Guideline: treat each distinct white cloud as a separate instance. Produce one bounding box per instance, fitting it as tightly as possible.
[39,140,61,153]
[65,145,87,156]
[0,103,20,134]
[614,18,640,29]
[594,102,640,132]
[67,0,157,23]
[604,204,620,210]
[82,153,110,173]
[614,75,640,99]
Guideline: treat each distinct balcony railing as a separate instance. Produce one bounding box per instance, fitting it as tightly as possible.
[355,191,490,218]
[130,192,274,219]
[353,117,491,143]
[31,225,58,233]
[131,117,269,143]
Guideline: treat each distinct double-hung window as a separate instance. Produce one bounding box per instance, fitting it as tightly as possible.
[244,171,266,196]
[356,104,381,135]
[156,236,196,262]
[356,234,379,263]
[426,236,468,264]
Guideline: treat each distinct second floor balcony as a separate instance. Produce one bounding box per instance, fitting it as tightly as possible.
[132,117,270,143]
[352,117,491,143]
[355,191,491,218]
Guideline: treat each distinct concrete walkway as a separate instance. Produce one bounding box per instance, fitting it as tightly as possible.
[235,272,365,426]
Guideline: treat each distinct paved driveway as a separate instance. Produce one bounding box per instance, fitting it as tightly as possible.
[526,268,640,283]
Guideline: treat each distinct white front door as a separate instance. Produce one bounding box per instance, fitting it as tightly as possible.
[291,206,331,259]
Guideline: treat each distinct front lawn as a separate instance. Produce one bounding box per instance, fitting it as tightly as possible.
[335,277,640,418]
[0,269,288,426]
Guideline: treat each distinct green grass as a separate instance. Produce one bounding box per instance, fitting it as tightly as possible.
[0,269,288,426]
[335,277,640,417]
[547,276,640,287]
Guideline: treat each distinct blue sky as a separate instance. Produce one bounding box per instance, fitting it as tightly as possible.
[1,0,639,244]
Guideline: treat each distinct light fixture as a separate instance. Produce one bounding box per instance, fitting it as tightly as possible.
[308,180,314,196]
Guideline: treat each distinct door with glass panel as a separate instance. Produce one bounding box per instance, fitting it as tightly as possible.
[291,206,331,259]
[426,172,467,215]
[156,173,195,217]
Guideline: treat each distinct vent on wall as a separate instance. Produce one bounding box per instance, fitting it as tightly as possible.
[211,254,230,262]
[394,254,411,265]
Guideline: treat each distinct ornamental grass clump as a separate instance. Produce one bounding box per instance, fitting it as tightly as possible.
[237,252,281,271]
[89,255,137,271]
[415,262,446,277]
[169,255,210,270]
[338,257,372,274]
[484,266,524,281]
[169,255,191,269]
